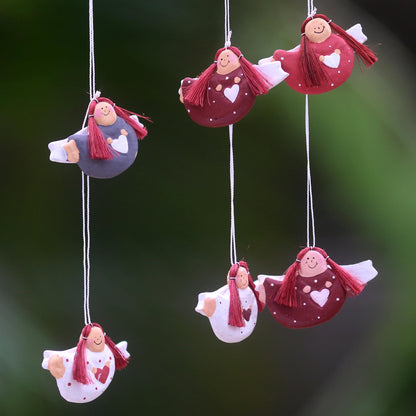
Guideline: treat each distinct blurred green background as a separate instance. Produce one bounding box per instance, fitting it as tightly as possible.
[0,0,415,415]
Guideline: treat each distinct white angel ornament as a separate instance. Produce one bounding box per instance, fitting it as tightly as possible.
[42,323,130,403]
[195,261,264,343]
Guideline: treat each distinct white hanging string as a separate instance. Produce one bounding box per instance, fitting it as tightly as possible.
[307,0,317,18]
[81,0,96,326]
[305,95,316,248]
[82,172,92,325]
[224,0,232,48]
[229,124,237,265]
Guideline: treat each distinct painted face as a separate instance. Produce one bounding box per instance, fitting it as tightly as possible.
[299,250,327,277]
[216,50,241,75]
[236,267,249,289]
[93,102,117,126]
[85,326,105,353]
[304,18,331,43]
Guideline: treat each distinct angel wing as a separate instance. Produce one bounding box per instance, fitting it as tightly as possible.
[115,341,130,359]
[254,61,289,88]
[257,274,285,285]
[48,127,87,164]
[340,260,378,283]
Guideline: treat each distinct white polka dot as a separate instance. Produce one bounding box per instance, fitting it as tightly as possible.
[294,320,297,323]
[317,316,320,319]
[348,60,351,63]
[273,311,276,315]
[299,83,302,87]
[332,276,336,279]
[336,298,340,301]
[240,73,243,77]
[329,45,332,48]
[187,109,190,113]
[314,280,318,283]
[303,302,306,306]
[271,283,274,287]
[213,100,216,103]
[245,92,248,95]
[233,111,236,114]
[209,118,213,121]
[338,70,341,73]
[281,57,284,60]
[295,287,298,290]
[225,76,229,80]
[208,87,211,90]
[188,80,191,83]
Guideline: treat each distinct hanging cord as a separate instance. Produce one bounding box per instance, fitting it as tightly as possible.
[224,0,232,48]
[305,95,316,248]
[229,125,238,265]
[307,0,317,18]
[81,0,96,326]
[82,172,92,325]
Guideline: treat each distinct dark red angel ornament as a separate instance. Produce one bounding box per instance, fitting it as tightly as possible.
[257,247,377,328]
[179,46,288,127]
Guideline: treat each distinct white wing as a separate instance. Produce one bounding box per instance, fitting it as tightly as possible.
[254,61,289,89]
[257,274,285,285]
[116,341,130,359]
[340,260,378,283]
[195,284,227,316]
[346,23,367,44]
[48,139,72,163]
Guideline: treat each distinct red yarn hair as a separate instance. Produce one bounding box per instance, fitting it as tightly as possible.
[228,261,264,327]
[185,46,271,107]
[87,97,149,160]
[274,247,365,307]
[299,14,377,88]
[72,323,129,385]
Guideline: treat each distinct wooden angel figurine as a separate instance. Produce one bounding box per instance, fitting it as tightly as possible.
[257,247,377,328]
[195,261,264,343]
[259,14,377,94]
[48,92,148,178]
[42,323,130,403]
[179,46,288,127]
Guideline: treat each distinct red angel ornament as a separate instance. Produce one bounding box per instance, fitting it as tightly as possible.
[257,247,377,328]
[259,14,377,94]
[179,46,288,127]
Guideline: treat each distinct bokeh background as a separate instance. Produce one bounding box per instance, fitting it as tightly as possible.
[0,0,415,415]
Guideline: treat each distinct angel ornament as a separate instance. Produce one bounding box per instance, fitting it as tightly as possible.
[48,93,148,179]
[259,14,377,94]
[179,46,288,127]
[195,261,264,343]
[257,247,377,328]
[42,323,130,403]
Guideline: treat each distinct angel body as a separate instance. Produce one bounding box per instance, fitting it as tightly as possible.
[48,96,148,179]
[42,324,129,403]
[195,262,264,343]
[180,46,288,127]
[257,247,377,328]
[259,15,377,94]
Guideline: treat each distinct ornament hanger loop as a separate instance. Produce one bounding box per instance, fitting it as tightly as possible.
[307,0,317,18]
[224,0,232,48]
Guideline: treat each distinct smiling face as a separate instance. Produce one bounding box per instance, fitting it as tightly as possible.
[299,250,327,277]
[93,102,117,126]
[85,326,105,353]
[216,50,241,75]
[235,267,249,289]
[304,18,331,43]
